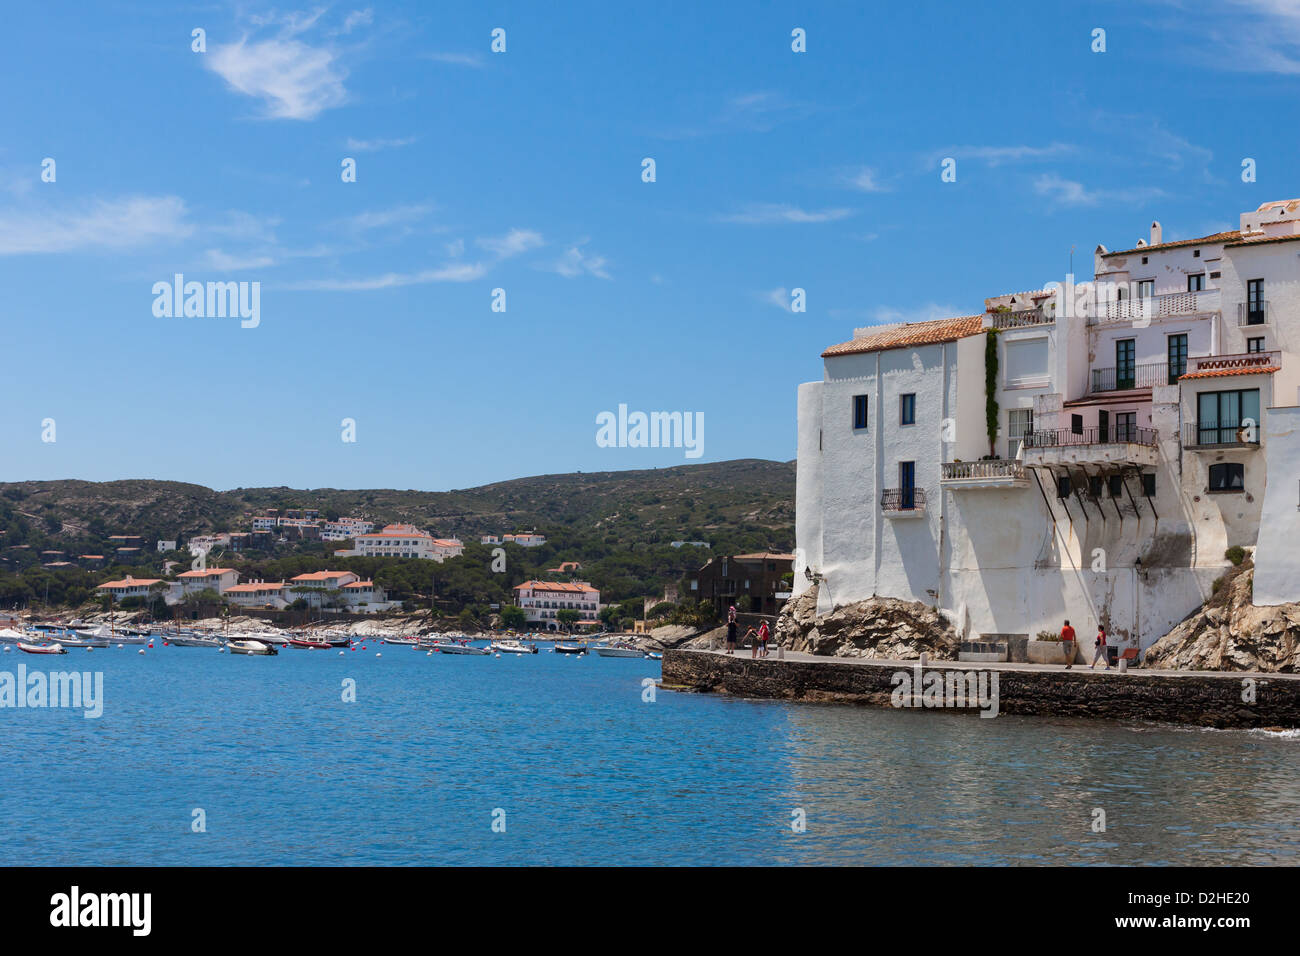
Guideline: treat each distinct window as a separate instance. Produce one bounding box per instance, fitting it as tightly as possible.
[1088,475,1103,498]
[1057,475,1071,498]
[1208,462,1245,492]
[1116,339,1136,390]
[1167,334,1187,384]
[1137,279,1154,298]
[1247,337,1265,353]
[1141,473,1156,497]
[900,393,916,425]
[1247,279,1265,324]
[1197,389,1260,445]
[1141,256,1148,265]
[1008,408,1033,459]
[853,394,869,430]
[1115,412,1137,442]
[1108,474,1124,498]
[899,461,916,509]
[1193,249,1201,258]
[1071,413,1084,435]
[1187,273,1204,291]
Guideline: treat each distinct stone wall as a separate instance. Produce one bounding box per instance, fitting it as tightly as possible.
[661,649,1300,729]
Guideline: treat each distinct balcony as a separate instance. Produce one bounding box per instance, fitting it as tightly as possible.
[1185,350,1279,375]
[940,460,1029,489]
[1182,420,1261,449]
[1020,426,1160,468]
[881,487,926,517]
[1090,362,1169,392]
[988,308,1052,330]
[1238,301,1269,327]
[1090,288,1220,325]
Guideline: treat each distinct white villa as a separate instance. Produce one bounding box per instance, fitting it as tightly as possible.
[338,524,464,561]
[512,580,601,629]
[794,199,1300,654]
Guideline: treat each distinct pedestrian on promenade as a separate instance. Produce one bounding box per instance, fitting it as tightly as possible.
[725,605,738,654]
[757,619,770,658]
[1060,619,1076,669]
[1091,624,1110,669]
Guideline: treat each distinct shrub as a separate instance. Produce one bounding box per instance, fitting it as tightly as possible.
[1036,630,1059,642]
[1225,546,1246,566]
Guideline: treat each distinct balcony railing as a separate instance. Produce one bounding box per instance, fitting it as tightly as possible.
[1238,301,1269,326]
[941,460,1025,481]
[1091,362,1168,392]
[881,487,926,513]
[1023,426,1158,448]
[1182,421,1261,448]
[988,308,1052,330]
[1186,350,1280,375]
[1091,288,1220,324]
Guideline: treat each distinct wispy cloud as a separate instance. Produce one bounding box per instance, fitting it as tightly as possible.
[335,203,435,232]
[717,203,852,225]
[839,166,888,192]
[1033,173,1166,208]
[1156,0,1300,75]
[205,12,352,121]
[842,302,966,327]
[424,51,485,68]
[759,287,793,312]
[545,242,611,279]
[0,196,193,255]
[287,261,488,291]
[927,143,1073,167]
[203,249,277,271]
[335,8,373,36]
[346,135,416,152]
[656,90,809,139]
[477,228,544,259]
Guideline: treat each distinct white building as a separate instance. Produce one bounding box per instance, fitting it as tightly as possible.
[512,580,601,629]
[175,568,240,598]
[794,200,1300,655]
[224,580,288,609]
[96,576,167,603]
[156,540,177,552]
[321,517,375,541]
[504,533,546,548]
[348,524,463,561]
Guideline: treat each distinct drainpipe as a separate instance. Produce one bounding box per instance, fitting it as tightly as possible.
[939,341,949,612]
[873,350,883,596]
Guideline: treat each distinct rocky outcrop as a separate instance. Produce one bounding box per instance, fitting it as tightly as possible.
[1143,564,1300,672]
[774,585,959,660]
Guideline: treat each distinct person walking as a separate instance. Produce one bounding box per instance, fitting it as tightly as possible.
[1091,624,1110,669]
[725,605,738,654]
[757,619,770,658]
[1060,619,1076,669]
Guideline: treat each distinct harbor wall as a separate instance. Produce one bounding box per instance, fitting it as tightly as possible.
[661,649,1300,729]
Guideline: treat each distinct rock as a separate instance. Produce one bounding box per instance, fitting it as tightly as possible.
[774,585,959,660]
[1142,564,1300,672]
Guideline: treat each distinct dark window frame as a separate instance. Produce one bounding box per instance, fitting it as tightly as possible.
[1208,462,1245,493]
[900,392,916,426]
[853,394,869,430]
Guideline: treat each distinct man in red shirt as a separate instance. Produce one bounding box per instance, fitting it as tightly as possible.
[1060,619,1076,669]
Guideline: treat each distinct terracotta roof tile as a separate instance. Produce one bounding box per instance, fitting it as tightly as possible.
[1224,233,1300,248]
[1180,365,1280,381]
[1101,231,1240,258]
[822,315,984,358]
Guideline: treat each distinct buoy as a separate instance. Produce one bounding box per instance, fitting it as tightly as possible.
[147,642,154,649]
[138,648,146,655]
[2,646,10,653]
[86,647,93,653]
[219,647,226,653]
[376,652,382,658]
[117,643,124,649]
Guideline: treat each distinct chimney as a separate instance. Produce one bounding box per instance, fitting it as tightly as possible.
[1150,220,1162,245]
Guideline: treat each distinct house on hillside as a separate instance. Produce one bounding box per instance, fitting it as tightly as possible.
[693,553,794,618]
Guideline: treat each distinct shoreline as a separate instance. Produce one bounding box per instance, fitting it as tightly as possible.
[661,648,1300,729]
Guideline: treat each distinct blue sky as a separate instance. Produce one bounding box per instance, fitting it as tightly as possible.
[1,0,1296,491]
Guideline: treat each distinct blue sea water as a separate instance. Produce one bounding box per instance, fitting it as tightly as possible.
[1,642,1297,866]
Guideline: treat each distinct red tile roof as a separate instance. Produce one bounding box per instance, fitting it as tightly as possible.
[1101,231,1240,258]
[513,580,598,593]
[1224,233,1300,248]
[822,315,985,358]
[1180,366,1280,381]
[177,568,236,578]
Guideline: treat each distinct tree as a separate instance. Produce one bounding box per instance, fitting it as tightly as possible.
[556,609,580,632]
[499,605,527,629]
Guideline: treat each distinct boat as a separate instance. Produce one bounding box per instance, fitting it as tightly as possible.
[52,633,111,648]
[490,639,538,655]
[287,637,332,650]
[646,651,663,660]
[166,635,223,648]
[594,641,646,658]
[430,641,492,655]
[554,643,587,655]
[0,628,29,645]
[382,636,420,646]
[227,639,277,656]
[18,642,68,655]
[230,630,289,646]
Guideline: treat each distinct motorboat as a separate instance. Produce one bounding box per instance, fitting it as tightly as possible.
[594,641,646,658]
[382,636,420,646]
[287,637,333,650]
[430,641,492,655]
[0,628,26,645]
[227,639,277,656]
[18,642,68,655]
[166,634,223,648]
[554,642,587,655]
[490,640,538,655]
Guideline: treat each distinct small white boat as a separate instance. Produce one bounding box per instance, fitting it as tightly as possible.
[431,642,492,655]
[490,640,538,655]
[554,643,587,655]
[227,639,278,656]
[0,628,29,645]
[18,642,68,655]
[382,636,420,646]
[594,642,646,658]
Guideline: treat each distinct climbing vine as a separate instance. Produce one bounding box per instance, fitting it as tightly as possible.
[985,328,1000,457]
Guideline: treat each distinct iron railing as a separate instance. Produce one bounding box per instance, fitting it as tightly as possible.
[1023,425,1158,448]
[881,487,926,512]
[1181,421,1261,447]
[1090,362,1168,392]
[1238,301,1269,326]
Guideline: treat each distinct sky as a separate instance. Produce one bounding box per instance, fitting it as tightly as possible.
[1,0,1297,491]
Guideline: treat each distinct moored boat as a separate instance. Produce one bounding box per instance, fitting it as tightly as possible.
[430,641,492,655]
[0,628,26,645]
[594,641,646,658]
[227,639,277,656]
[554,643,587,654]
[18,642,68,655]
[382,636,420,646]
[490,639,538,655]
[287,637,332,650]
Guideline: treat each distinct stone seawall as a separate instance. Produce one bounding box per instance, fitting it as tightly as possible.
[662,650,1300,729]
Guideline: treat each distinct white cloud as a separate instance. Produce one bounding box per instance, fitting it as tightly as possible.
[205,36,348,120]
[338,9,373,35]
[842,166,888,192]
[203,249,277,271]
[335,204,434,231]
[0,196,193,255]
[424,52,485,67]
[860,303,965,326]
[717,203,852,225]
[345,135,416,152]
[1033,174,1165,208]
[759,287,792,312]
[477,228,544,259]
[288,261,487,291]
[931,143,1073,167]
[546,242,611,279]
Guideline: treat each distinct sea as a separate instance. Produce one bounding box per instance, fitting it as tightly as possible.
[2,641,1297,866]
